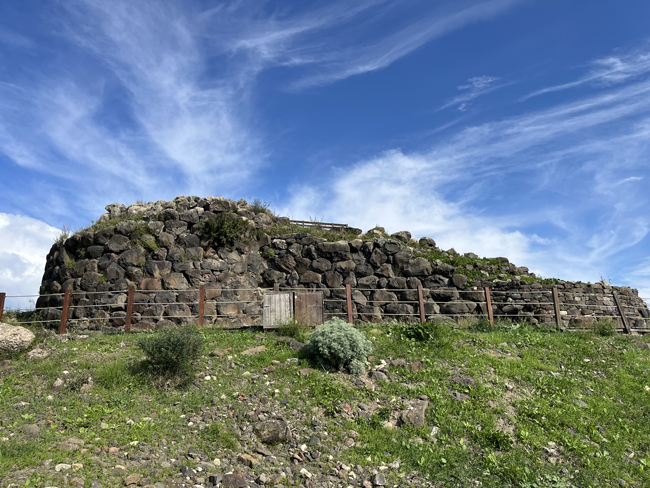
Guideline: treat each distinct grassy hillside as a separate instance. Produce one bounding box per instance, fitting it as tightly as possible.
[1,319,649,488]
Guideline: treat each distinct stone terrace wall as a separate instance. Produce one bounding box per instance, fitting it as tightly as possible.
[36,196,650,331]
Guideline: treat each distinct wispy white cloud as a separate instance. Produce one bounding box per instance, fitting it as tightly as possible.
[285,66,650,286]
[203,0,521,90]
[282,0,522,90]
[0,214,60,309]
[522,46,650,101]
[441,75,501,111]
[0,0,522,217]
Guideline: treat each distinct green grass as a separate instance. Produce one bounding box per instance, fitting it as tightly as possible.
[87,215,144,232]
[0,321,648,488]
[260,221,362,242]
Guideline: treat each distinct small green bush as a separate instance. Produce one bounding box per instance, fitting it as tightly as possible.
[276,318,310,343]
[593,319,617,337]
[305,318,372,375]
[135,326,205,376]
[199,213,249,249]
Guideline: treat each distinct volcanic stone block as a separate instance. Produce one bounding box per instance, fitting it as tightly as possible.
[301,271,322,284]
[371,290,397,306]
[118,247,146,268]
[145,260,172,279]
[163,273,189,290]
[317,241,351,262]
[369,249,387,267]
[402,258,432,277]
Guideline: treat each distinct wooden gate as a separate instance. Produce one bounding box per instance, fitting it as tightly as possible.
[294,291,324,326]
[263,292,293,329]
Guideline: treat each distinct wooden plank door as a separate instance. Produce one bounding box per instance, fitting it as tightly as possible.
[263,292,293,329]
[294,291,324,326]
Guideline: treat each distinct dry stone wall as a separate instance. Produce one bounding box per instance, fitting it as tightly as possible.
[36,196,650,331]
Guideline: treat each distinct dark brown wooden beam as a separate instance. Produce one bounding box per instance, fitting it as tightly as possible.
[58,290,71,334]
[125,286,135,333]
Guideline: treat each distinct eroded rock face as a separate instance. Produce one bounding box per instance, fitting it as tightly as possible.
[0,323,35,353]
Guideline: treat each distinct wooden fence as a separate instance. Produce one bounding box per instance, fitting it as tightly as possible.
[0,287,647,334]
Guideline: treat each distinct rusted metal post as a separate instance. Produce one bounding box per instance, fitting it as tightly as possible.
[198,285,205,327]
[417,286,426,324]
[346,284,353,324]
[0,293,5,322]
[125,286,135,333]
[552,287,562,330]
[612,291,631,334]
[484,287,494,327]
[58,290,71,334]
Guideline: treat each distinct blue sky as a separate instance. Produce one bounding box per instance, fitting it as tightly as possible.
[1,0,650,308]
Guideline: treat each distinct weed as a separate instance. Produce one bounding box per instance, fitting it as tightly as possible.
[251,198,271,214]
[95,360,134,389]
[138,234,159,254]
[55,225,71,244]
[65,259,76,271]
[471,316,495,332]
[593,318,617,337]
[394,321,452,347]
[276,318,311,342]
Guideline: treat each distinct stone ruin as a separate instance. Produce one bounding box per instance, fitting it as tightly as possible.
[35,195,650,331]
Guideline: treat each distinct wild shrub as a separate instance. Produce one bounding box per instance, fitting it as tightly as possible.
[305,318,372,375]
[135,326,205,376]
[276,318,310,342]
[199,213,249,249]
[593,318,617,337]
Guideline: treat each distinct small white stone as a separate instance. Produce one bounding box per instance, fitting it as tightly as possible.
[300,468,312,479]
[55,463,72,472]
